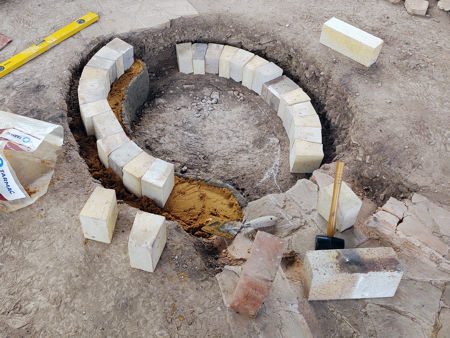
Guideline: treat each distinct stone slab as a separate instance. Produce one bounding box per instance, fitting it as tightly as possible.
[176,42,193,74]
[106,38,134,71]
[229,49,255,82]
[128,212,166,272]
[320,17,384,67]
[230,231,287,318]
[108,141,143,178]
[97,131,130,168]
[123,152,156,197]
[205,43,224,74]
[381,197,407,219]
[192,43,208,75]
[261,75,299,112]
[242,55,269,89]
[92,110,124,140]
[317,181,363,232]
[219,45,239,79]
[251,62,283,95]
[79,186,118,244]
[304,247,403,300]
[142,158,175,207]
[80,99,113,135]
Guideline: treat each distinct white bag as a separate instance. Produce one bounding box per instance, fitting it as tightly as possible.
[0,110,63,212]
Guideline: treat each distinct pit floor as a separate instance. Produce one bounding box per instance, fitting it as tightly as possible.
[0,0,449,337]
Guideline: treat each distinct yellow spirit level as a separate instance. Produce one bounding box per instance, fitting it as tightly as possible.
[0,12,99,79]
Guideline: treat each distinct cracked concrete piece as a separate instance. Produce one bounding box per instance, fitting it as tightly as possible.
[79,187,118,244]
[123,152,156,197]
[77,78,110,105]
[108,141,143,178]
[278,88,311,122]
[128,212,166,273]
[251,62,283,95]
[106,38,134,71]
[86,55,117,84]
[142,158,175,208]
[382,197,407,219]
[176,42,193,74]
[204,43,224,74]
[79,99,112,135]
[95,45,125,78]
[311,169,334,190]
[261,75,299,111]
[283,101,317,132]
[230,231,287,318]
[365,210,399,237]
[242,55,269,89]
[317,181,363,232]
[92,110,124,140]
[320,17,383,67]
[219,45,239,79]
[229,49,254,82]
[290,139,324,174]
[405,0,429,16]
[97,131,130,168]
[304,247,403,300]
[192,43,207,75]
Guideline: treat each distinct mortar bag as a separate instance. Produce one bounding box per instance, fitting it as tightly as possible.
[0,110,63,212]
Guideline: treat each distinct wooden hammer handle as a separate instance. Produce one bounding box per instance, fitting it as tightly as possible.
[327,161,345,237]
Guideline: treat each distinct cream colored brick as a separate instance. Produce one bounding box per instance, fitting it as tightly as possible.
[97,131,129,168]
[77,78,110,105]
[278,88,311,123]
[205,43,224,74]
[80,99,112,136]
[79,186,118,243]
[242,55,269,89]
[304,247,403,300]
[289,140,324,174]
[176,42,193,74]
[86,55,117,84]
[317,182,363,232]
[290,127,322,145]
[96,45,125,78]
[92,110,123,140]
[80,66,110,91]
[251,62,283,95]
[320,17,384,67]
[219,45,239,79]
[283,101,317,132]
[261,76,299,111]
[108,141,143,178]
[123,152,156,197]
[405,0,429,16]
[287,114,321,143]
[142,159,175,207]
[229,49,254,82]
[192,43,208,75]
[128,212,166,272]
[106,38,134,71]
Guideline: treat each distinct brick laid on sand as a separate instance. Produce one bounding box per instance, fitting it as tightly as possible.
[97,131,130,168]
[229,49,254,82]
[80,99,113,136]
[205,43,224,74]
[289,140,324,174]
[192,43,208,75]
[320,17,384,67]
[128,212,167,272]
[283,101,317,132]
[251,62,283,95]
[106,38,134,71]
[278,88,311,123]
[303,247,403,300]
[262,75,299,111]
[92,110,124,140]
[242,55,269,90]
[95,45,125,78]
[176,42,193,74]
[80,66,110,91]
[142,158,175,207]
[108,141,143,178]
[317,181,363,232]
[86,55,118,84]
[123,152,155,197]
[219,45,239,79]
[79,186,118,243]
[77,78,110,105]
[230,231,287,318]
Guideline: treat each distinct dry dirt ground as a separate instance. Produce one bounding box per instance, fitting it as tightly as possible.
[0,0,449,337]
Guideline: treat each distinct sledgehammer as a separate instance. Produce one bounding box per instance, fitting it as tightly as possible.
[315,161,345,250]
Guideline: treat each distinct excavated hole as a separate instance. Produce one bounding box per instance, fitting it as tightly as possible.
[67,16,397,242]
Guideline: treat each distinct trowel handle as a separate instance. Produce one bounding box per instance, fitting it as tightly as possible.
[327,161,345,237]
